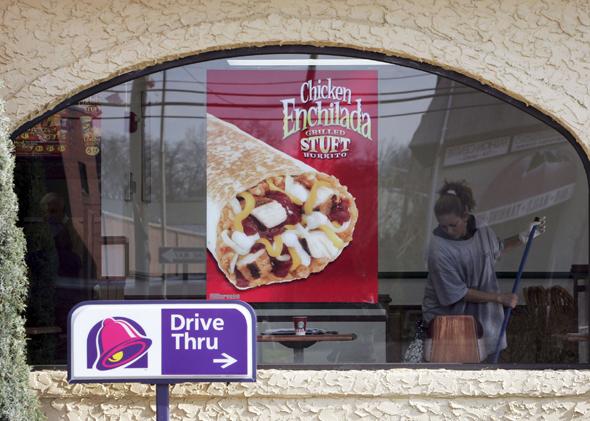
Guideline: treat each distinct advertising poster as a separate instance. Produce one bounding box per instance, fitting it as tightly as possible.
[14,113,66,156]
[77,102,102,157]
[206,70,378,302]
[15,104,102,157]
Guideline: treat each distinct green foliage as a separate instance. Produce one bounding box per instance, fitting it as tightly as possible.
[0,89,44,420]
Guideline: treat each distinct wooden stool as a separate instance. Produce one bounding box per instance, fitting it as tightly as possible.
[428,315,481,363]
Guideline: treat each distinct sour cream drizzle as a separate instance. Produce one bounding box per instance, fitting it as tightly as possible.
[281,230,311,267]
[221,230,260,255]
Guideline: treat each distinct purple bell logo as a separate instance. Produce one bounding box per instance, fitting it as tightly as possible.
[87,317,152,370]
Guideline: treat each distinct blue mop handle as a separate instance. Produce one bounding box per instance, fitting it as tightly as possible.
[491,219,539,364]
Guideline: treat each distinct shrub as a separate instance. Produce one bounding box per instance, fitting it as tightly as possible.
[0,87,44,420]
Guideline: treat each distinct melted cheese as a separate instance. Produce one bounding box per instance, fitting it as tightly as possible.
[313,186,335,208]
[267,178,282,192]
[232,231,260,253]
[230,197,242,214]
[331,220,351,233]
[304,212,350,233]
[304,180,331,214]
[221,230,260,255]
[287,247,301,271]
[282,231,311,267]
[306,231,340,259]
[268,177,303,205]
[285,176,309,204]
[257,235,284,257]
[250,200,287,228]
[237,249,265,266]
[319,224,345,248]
[304,211,330,230]
[221,230,247,255]
[294,223,310,238]
[229,253,239,274]
[233,191,255,232]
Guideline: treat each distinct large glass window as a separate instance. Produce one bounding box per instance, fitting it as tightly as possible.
[14,51,588,367]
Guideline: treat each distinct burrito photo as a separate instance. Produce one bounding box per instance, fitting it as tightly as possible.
[207,114,358,290]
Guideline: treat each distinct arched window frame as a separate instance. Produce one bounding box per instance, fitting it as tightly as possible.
[11,45,590,369]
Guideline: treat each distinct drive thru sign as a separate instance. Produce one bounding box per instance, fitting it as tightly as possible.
[68,301,256,383]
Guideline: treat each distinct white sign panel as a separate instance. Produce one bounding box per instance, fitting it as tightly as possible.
[68,301,256,383]
[476,183,575,225]
[444,137,510,167]
[511,131,562,152]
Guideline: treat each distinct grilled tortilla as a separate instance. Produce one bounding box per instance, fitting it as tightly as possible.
[207,114,357,290]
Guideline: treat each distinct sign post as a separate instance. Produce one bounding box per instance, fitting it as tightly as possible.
[68,301,256,420]
[156,384,169,421]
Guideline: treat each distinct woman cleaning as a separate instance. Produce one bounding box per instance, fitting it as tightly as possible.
[421,180,546,362]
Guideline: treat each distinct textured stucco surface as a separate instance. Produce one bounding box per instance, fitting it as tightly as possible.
[31,369,590,420]
[1,0,590,159]
[0,0,590,159]
[3,0,590,419]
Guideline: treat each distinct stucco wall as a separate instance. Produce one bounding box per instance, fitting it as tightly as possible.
[30,369,590,420]
[2,0,590,159]
[2,0,590,419]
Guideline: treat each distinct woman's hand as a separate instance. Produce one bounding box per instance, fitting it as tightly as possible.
[518,216,547,244]
[502,216,547,255]
[496,293,518,308]
[464,289,518,308]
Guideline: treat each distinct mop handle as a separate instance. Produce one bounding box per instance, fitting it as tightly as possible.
[491,219,539,364]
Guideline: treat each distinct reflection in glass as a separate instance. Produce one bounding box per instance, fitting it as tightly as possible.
[13,53,588,366]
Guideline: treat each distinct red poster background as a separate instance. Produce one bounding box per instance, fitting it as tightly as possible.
[206,70,378,303]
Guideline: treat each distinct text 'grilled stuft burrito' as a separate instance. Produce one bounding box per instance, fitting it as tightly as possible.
[207,114,358,290]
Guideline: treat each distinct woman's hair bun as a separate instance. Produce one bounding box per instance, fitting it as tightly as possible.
[435,180,476,216]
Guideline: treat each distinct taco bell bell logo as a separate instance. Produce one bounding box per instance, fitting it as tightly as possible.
[86,317,152,370]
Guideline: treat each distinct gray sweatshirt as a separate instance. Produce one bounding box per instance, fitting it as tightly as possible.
[422,216,506,356]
